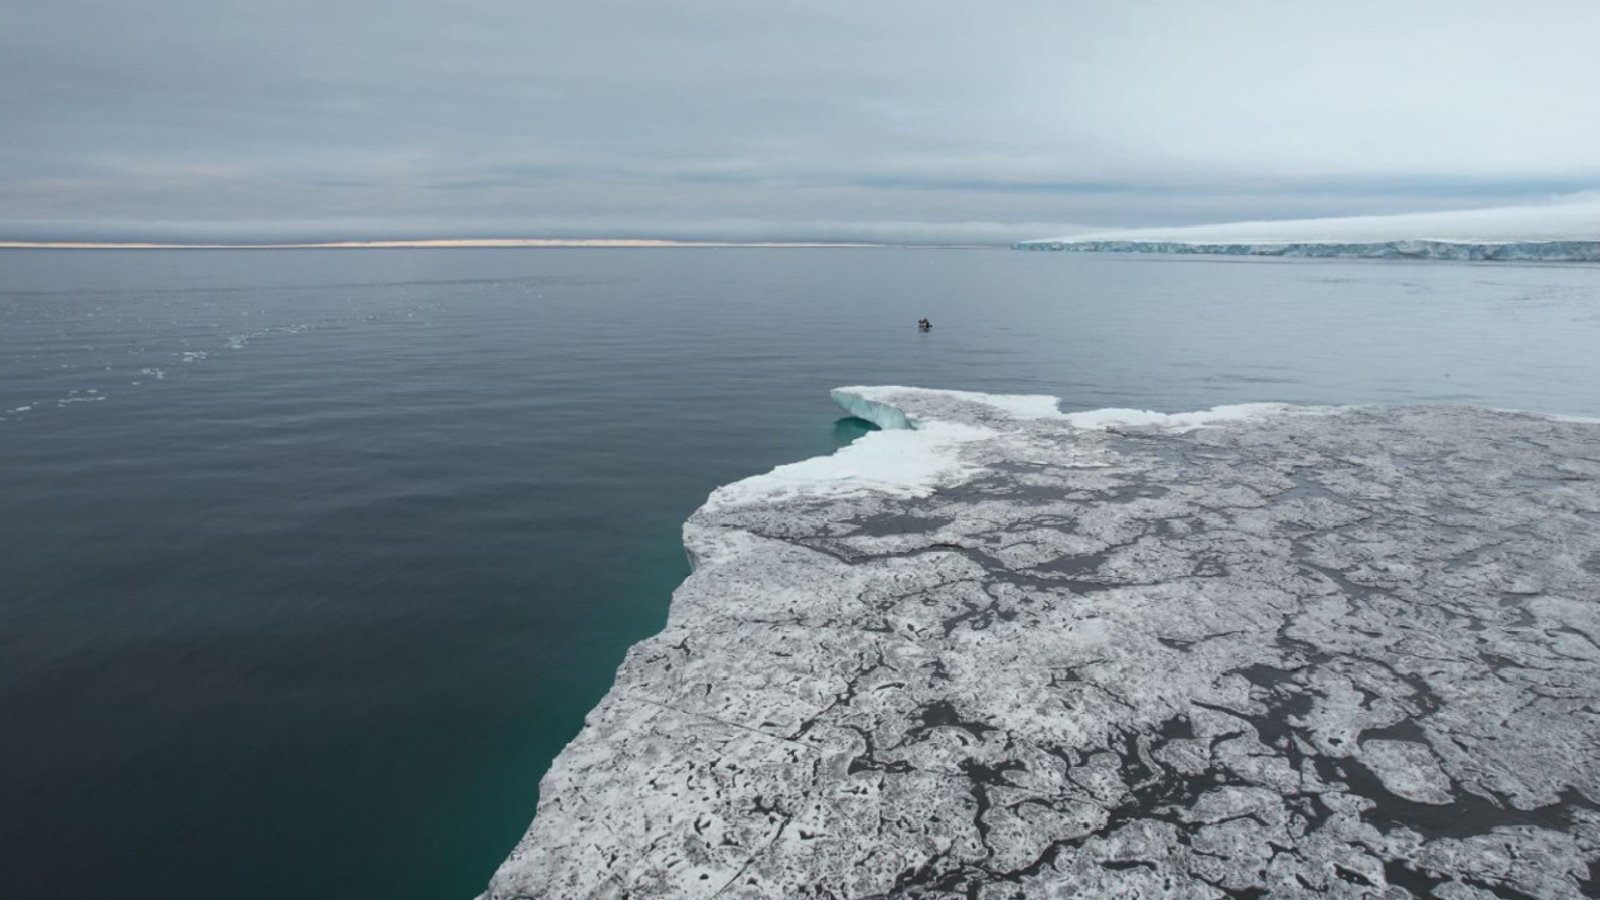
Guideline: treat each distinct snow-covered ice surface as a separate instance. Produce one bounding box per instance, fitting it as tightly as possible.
[484,387,1600,900]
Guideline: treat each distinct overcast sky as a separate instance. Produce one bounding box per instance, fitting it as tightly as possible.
[4,0,1599,243]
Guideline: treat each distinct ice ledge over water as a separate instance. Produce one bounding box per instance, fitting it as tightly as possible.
[484,388,1600,900]
[705,389,1322,515]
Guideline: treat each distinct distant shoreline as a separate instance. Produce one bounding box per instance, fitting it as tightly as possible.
[1012,238,1600,261]
[0,238,984,250]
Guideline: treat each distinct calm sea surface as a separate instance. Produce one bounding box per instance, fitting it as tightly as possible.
[3,248,1599,899]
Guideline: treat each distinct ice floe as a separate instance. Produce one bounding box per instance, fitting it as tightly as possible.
[485,388,1600,900]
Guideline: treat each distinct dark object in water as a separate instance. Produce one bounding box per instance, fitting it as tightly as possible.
[917,318,932,331]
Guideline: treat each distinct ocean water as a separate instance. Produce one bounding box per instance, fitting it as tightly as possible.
[3,247,1599,899]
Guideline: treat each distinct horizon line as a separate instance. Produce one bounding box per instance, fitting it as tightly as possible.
[0,237,1004,251]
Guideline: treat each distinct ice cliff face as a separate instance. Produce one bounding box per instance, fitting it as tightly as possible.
[484,388,1600,900]
[1012,239,1600,261]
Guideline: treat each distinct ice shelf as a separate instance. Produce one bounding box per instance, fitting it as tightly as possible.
[483,387,1600,900]
[1011,239,1600,261]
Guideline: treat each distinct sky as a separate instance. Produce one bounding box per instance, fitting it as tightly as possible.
[3,0,1599,244]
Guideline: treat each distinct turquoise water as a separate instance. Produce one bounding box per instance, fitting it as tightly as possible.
[3,248,1599,899]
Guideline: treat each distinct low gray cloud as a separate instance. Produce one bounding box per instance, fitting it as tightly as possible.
[4,0,1598,243]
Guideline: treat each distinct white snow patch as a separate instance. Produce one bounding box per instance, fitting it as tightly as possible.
[710,389,1328,510]
[1359,739,1455,805]
[706,419,996,509]
[1060,403,1327,433]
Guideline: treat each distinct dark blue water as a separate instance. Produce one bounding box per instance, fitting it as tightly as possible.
[3,248,1598,899]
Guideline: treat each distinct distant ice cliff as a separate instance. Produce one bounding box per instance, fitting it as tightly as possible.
[1012,239,1600,260]
[483,388,1600,899]
[1015,194,1600,260]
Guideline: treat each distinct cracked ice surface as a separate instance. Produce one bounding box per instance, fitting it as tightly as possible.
[485,388,1600,900]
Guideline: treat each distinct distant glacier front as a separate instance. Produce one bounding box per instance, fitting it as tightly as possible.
[1012,239,1600,261]
[1014,194,1600,260]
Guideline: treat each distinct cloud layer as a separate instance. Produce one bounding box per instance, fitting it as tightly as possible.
[4,1,1599,242]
